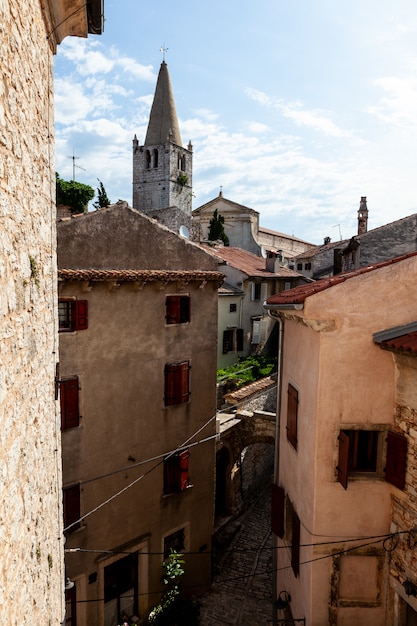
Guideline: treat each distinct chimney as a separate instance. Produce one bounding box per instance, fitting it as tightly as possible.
[324,236,331,245]
[357,196,368,235]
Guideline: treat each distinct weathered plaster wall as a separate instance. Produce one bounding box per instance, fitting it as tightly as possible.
[0,0,63,622]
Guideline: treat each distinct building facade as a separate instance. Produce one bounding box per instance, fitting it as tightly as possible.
[58,204,222,625]
[0,1,102,624]
[265,252,417,625]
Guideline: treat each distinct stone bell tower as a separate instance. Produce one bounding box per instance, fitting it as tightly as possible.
[357,196,369,235]
[132,61,193,233]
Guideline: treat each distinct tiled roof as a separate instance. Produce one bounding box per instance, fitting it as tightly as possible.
[203,246,303,279]
[258,226,313,245]
[219,282,245,295]
[265,251,417,307]
[58,268,224,284]
[224,375,277,405]
[373,322,417,356]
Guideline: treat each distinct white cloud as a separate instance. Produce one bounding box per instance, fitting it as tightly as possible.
[369,75,417,128]
[245,87,350,137]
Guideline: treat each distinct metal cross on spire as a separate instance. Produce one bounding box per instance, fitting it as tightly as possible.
[160,45,169,61]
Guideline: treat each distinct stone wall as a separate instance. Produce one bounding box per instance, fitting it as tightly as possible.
[0,1,64,623]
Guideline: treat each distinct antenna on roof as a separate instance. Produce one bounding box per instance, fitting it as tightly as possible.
[333,224,342,240]
[67,151,86,181]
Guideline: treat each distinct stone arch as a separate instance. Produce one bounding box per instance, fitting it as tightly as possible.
[145,150,151,169]
[153,148,158,168]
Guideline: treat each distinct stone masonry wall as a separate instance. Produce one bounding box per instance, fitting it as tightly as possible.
[0,1,64,623]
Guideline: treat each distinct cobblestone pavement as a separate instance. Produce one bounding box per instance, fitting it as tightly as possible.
[199,483,273,625]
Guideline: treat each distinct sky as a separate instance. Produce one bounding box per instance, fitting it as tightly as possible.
[54,0,417,244]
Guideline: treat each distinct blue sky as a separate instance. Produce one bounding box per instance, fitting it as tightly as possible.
[54,0,417,244]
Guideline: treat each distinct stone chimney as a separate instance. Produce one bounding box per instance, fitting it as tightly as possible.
[358,196,368,235]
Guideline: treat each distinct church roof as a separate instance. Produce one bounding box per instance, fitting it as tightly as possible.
[145,62,182,146]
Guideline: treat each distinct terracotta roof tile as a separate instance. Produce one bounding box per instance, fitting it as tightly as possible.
[380,332,417,355]
[202,246,304,279]
[265,251,417,307]
[59,268,224,284]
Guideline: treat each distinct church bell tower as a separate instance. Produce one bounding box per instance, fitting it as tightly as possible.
[132,61,193,232]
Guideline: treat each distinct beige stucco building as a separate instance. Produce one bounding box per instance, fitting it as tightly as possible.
[0,1,102,624]
[58,204,223,625]
[265,252,417,625]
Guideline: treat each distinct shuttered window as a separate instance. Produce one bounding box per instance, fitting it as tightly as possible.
[164,450,190,494]
[164,361,190,406]
[251,319,261,344]
[287,384,298,450]
[60,377,80,430]
[223,329,234,353]
[291,509,300,578]
[271,484,285,538]
[58,299,88,331]
[166,295,190,324]
[63,484,80,534]
[385,431,407,490]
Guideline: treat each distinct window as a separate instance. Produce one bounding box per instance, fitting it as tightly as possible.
[65,585,76,626]
[337,429,407,490]
[223,328,244,353]
[104,552,138,626]
[63,484,80,534]
[229,303,237,313]
[164,361,190,406]
[166,295,190,324]
[164,528,185,558]
[58,299,88,332]
[251,282,261,301]
[251,319,261,345]
[153,148,158,168]
[60,377,80,430]
[287,383,298,450]
[297,263,303,271]
[164,450,190,495]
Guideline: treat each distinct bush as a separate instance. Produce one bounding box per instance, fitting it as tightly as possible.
[217,355,277,390]
[56,172,95,214]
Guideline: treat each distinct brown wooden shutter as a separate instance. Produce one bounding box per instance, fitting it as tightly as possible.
[385,431,407,490]
[287,384,298,449]
[165,361,190,405]
[337,430,350,490]
[291,509,300,578]
[271,484,285,538]
[180,450,190,491]
[63,484,80,533]
[60,378,79,430]
[74,300,88,330]
[236,328,244,352]
[166,296,180,324]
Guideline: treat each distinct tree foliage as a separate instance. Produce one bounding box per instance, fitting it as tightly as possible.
[93,179,111,209]
[56,172,95,214]
[208,209,229,246]
[217,355,277,389]
[148,551,200,625]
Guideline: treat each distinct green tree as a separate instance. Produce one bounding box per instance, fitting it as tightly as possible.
[93,179,111,209]
[208,209,229,246]
[56,172,95,214]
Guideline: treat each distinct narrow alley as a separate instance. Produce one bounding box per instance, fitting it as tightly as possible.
[199,483,273,625]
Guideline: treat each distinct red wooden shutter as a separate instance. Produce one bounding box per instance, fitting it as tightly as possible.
[165,362,190,405]
[287,384,298,449]
[291,509,300,578]
[271,484,285,538]
[236,328,244,352]
[385,431,407,490]
[60,378,79,430]
[74,300,88,330]
[166,296,180,324]
[63,484,80,533]
[180,450,190,491]
[337,430,350,490]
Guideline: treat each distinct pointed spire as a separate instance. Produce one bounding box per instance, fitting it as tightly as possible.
[145,62,182,146]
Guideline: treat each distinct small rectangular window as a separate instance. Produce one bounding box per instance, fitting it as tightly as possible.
[164,528,185,558]
[304,262,312,271]
[60,377,80,430]
[164,361,190,406]
[297,263,303,271]
[251,282,261,301]
[229,303,237,313]
[58,299,88,332]
[287,383,299,450]
[63,484,80,534]
[164,450,190,495]
[338,429,379,489]
[166,295,190,324]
